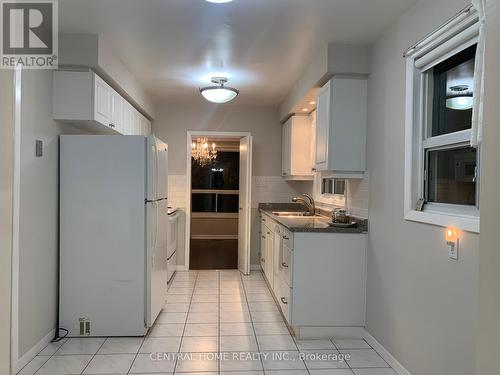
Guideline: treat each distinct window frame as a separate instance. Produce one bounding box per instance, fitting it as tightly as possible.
[313,172,346,207]
[404,15,480,233]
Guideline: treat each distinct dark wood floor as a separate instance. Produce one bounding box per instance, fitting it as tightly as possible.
[189,239,238,270]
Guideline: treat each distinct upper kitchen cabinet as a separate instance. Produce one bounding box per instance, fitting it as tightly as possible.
[315,77,367,177]
[281,115,314,180]
[53,70,151,136]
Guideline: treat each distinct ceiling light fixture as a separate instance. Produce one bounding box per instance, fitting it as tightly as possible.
[309,101,316,105]
[205,0,233,3]
[446,85,473,110]
[200,77,239,104]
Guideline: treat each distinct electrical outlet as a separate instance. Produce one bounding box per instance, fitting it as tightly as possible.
[79,318,91,336]
[447,240,459,260]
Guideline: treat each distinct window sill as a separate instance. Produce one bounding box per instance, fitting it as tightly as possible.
[405,209,479,233]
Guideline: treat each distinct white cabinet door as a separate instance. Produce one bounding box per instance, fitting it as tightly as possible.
[315,81,330,171]
[272,225,282,297]
[94,75,112,128]
[282,116,313,179]
[281,121,289,177]
[314,78,367,175]
[135,112,151,136]
[277,277,292,324]
[54,71,151,136]
[122,102,133,135]
[264,226,274,289]
[260,231,267,272]
[133,110,142,135]
[143,117,151,135]
[110,91,124,134]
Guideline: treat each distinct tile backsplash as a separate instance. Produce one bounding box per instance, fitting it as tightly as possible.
[168,174,313,209]
[168,173,368,218]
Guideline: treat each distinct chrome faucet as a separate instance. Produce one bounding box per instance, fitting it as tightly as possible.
[292,193,316,216]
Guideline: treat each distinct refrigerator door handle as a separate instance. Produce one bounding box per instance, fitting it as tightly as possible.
[153,138,159,200]
[152,201,158,260]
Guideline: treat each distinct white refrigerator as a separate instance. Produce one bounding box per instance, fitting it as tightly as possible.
[59,134,169,336]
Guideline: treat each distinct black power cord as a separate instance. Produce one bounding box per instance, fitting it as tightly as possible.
[53,139,69,344]
[52,328,68,343]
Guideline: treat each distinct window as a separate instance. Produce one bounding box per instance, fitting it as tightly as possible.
[314,173,346,207]
[423,45,478,207]
[321,178,346,195]
[404,9,480,232]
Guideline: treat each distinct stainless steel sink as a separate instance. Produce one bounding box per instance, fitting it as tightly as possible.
[272,211,322,218]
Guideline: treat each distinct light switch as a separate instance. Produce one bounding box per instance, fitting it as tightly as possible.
[35,140,43,157]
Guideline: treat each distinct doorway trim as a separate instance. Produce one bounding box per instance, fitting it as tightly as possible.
[0,68,16,375]
[185,131,252,271]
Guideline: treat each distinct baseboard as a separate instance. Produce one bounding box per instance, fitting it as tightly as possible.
[292,326,366,340]
[289,326,411,375]
[14,328,55,373]
[250,264,262,271]
[361,329,412,375]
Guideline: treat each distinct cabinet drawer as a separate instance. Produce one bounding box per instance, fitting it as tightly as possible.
[277,278,292,324]
[259,232,266,270]
[281,227,293,249]
[261,214,270,226]
[279,243,293,287]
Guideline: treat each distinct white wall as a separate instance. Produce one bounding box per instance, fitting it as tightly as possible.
[476,0,500,373]
[153,103,313,267]
[153,103,283,175]
[0,70,14,375]
[17,70,86,360]
[365,1,479,375]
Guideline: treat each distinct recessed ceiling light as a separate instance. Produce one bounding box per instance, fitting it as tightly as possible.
[309,101,316,105]
[200,77,239,104]
[302,108,308,111]
[206,0,233,3]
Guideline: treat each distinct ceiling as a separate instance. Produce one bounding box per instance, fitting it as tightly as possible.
[59,0,417,106]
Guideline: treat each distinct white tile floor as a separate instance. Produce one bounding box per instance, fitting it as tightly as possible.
[18,270,397,375]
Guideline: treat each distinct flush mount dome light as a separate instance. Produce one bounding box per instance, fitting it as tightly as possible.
[200,77,239,104]
[446,85,473,110]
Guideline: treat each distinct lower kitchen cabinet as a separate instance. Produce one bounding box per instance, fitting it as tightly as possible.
[259,212,367,331]
[260,216,274,289]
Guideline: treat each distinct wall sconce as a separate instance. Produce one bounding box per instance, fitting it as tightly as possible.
[445,227,459,260]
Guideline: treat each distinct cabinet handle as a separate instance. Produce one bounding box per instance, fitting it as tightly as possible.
[267,231,271,235]
[109,123,115,128]
[280,297,288,305]
[261,258,265,263]
[281,262,289,268]
[282,235,289,240]
[312,167,316,172]
[262,235,266,239]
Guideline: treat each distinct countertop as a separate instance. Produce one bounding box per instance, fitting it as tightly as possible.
[259,203,368,234]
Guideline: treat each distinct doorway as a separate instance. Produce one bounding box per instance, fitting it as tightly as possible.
[185,131,252,275]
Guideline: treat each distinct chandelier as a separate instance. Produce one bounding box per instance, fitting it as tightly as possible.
[191,138,217,166]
